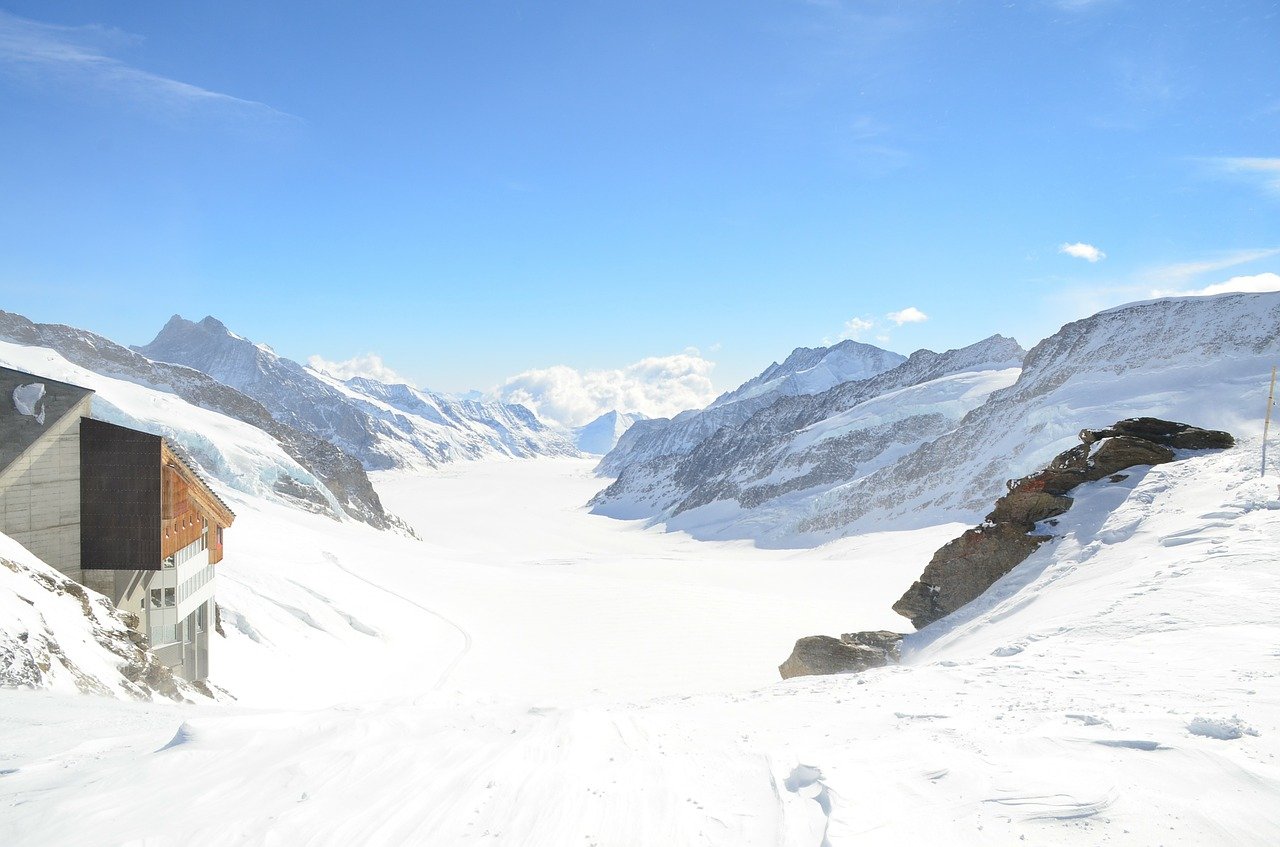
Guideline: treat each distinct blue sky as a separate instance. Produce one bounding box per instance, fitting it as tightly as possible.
[0,1,1277,423]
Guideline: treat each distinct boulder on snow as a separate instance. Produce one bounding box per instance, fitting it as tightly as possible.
[892,523,1051,630]
[1081,418,1235,451]
[779,634,900,679]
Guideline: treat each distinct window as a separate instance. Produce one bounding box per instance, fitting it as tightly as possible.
[149,588,163,608]
[164,588,175,607]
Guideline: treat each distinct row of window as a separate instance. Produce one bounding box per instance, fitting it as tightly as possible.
[162,531,208,570]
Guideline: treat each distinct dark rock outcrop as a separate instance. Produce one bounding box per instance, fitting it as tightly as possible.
[779,417,1234,679]
[892,523,1053,630]
[779,632,902,679]
[892,417,1232,630]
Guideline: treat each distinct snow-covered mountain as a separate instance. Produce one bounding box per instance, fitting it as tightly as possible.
[571,410,648,455]
[595,292,1280,544]
[796,291,1280,537]
[0,310,404,531]
[709,339,907,409]
[597,339,908,477]
[136,315,580,471]
[592,334,1026,539]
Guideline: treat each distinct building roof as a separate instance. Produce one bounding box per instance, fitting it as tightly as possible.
[0,366,94,477]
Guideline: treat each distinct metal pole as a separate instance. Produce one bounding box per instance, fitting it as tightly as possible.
[1263,366,1277,477]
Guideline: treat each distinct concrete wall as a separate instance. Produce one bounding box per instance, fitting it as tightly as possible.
[0,396,91,581]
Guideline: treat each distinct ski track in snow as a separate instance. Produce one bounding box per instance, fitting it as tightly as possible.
[321,550,473,691]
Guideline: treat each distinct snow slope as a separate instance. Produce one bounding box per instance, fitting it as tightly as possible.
[137,315,580,471]
[1,442,1276,845]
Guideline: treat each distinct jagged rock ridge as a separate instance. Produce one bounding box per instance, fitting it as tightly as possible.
[779,417,1235,678]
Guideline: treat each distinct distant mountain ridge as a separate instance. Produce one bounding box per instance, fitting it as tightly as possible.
[136,315,581,471]
[592,334,1026,539]
[597,339,908,477]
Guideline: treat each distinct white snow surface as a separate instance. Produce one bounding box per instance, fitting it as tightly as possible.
[2,444,1278,844]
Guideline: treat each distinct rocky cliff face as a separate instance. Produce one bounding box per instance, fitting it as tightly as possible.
[0,310,405,532]
[137,315,580,471]
[0,537,199,701]
[591,335,1026,540]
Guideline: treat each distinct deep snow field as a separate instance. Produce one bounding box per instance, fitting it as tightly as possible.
[3,447,1279,845]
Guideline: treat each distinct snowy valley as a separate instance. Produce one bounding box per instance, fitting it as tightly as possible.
[0,292,1278,845]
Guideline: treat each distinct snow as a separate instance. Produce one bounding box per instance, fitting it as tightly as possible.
[2,442,1278,845]
[11,381,45,423]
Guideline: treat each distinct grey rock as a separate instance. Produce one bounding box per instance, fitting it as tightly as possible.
[779,635,897,679]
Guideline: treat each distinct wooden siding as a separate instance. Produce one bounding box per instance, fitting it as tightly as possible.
[160,443,234,563]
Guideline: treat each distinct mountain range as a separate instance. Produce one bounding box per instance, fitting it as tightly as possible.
[593,292,1280,544]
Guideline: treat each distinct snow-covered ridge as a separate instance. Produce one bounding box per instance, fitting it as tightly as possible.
[591,334,1026,542]
[137,315,581,471]
[709,339,907,408]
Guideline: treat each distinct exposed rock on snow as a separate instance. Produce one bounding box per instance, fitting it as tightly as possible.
[137,315,580,471]
[0,536,197,702]
[893,418,1234,629]
[0,310,405,532]
[778,632,901,679]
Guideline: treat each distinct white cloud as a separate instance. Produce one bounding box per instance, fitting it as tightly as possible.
[1151,272,1280,299]
[840,317,875,340]
[307,353,409,385]
[496,350,717,429]
[0,11,294,122]
[1059,242,1106,263]
[1207,157,1280,195]
[886,306,928,325]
